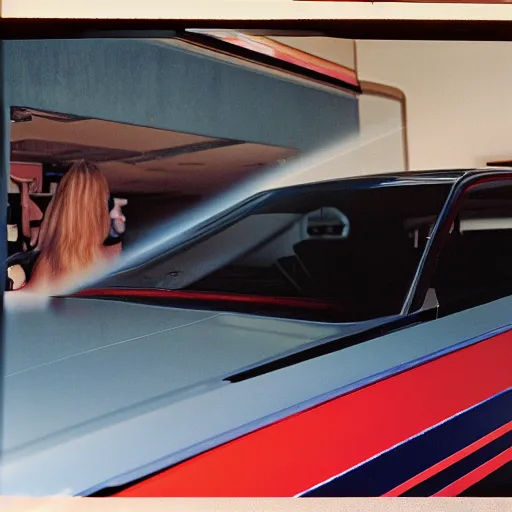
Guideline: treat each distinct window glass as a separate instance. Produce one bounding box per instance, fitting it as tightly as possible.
[108,180,452,322]
[433,180,512,315]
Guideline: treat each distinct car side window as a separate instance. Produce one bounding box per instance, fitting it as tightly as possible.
[432,180,512,316]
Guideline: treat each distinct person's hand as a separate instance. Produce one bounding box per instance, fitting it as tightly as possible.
[109,198,127,235]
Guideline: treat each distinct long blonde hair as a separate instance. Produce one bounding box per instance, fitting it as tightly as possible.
[32,160,111,285]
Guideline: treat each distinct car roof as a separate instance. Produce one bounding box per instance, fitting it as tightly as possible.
[283,167,511,186]
[266,166,512,197]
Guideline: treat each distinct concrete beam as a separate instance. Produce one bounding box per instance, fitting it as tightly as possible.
[6,39,358,151]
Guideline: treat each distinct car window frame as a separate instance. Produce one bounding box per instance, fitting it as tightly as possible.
[404,170,512,316]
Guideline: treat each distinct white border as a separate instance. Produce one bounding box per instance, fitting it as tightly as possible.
[3,0,512,22]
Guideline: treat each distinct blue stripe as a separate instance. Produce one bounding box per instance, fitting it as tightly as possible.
[301,388,512,497]
[402,431,511,496]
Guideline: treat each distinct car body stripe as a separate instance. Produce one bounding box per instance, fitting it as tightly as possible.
[299,391,511,497]
[460,460,512,497]
[434,447,512,497]
[74,288,348,313]
[383,422,512,496]
[400,430,511,496]
[115,329,512,497]
[302,393,511,497]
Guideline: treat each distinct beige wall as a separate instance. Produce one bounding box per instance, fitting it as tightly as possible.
[269,37,406,174]
[358,93,406,173]
[277,38,512,173]
[356,40,512,171]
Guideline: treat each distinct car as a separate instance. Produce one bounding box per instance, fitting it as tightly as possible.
[2,156,511,498]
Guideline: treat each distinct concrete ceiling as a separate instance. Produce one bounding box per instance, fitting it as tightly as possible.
[10,112,298,195]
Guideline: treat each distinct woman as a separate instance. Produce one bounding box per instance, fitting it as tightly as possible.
[22,160,126,294]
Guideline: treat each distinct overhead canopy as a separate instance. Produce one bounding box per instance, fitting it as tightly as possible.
[10,111,298,195]
[6,39,358,155]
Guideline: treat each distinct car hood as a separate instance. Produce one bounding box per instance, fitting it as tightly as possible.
[3,296,377,456]
[3,292,512,496]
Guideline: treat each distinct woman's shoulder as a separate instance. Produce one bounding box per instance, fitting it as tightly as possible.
[102,243,122,260]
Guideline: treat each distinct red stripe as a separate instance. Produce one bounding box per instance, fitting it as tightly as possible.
[74,288,346,312]
[115,328,512,497]
[216,35,360,87]
[383,421,512,496]
[433,447,512,497]
[465,174,512,192]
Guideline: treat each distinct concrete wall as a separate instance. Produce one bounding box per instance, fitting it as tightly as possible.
[6,39,359,153]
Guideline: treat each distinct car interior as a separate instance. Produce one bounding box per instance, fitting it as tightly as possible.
[113,178,512,322]
[119,181,454,322]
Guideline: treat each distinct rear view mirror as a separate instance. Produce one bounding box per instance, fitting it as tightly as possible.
[302,207,350,239]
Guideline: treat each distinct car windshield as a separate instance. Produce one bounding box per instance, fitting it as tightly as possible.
[92,179,453,322]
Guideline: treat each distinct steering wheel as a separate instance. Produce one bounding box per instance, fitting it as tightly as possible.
[5,250,40,291]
